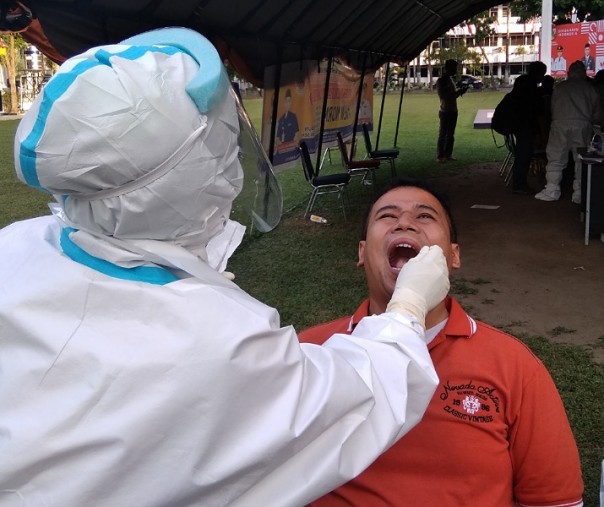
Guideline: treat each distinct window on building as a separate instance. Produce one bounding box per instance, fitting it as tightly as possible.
[510,64,523,75]
[487,35,499,46]
[510,35,525,45]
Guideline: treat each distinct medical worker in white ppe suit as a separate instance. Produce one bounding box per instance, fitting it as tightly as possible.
[0,28,449,507]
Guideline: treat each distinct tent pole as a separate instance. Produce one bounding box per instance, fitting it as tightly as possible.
[350,52,367,159]
[376,61,390,149]
[316,51,333,172]
[268,47,283,163]
[393,64,407,147]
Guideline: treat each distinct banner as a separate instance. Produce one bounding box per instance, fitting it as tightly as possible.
[550,20,604,78]
[262,59,373,168]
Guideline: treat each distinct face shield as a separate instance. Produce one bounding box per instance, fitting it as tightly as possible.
[230,87,283,234]
[119,27,283,236]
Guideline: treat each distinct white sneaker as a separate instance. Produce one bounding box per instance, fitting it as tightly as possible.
[535,189,560,201]
[571,192,581,204]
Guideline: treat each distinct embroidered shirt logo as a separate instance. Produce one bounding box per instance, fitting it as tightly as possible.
[439,379,500,423]
[462,395,481,414]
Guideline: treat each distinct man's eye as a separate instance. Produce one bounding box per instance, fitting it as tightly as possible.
[417,213,434,220]
[377,213,397,220]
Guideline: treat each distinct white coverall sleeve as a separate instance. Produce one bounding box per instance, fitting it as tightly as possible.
[228,312,436,507]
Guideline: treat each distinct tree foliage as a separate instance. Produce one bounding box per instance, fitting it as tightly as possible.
[0,33,27,113]
[510,0,604,23]
[466,13,497,79]
[435,41,471,68]
[467,14,497,46]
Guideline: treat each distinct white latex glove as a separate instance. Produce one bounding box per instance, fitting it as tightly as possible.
[385,245,450,327]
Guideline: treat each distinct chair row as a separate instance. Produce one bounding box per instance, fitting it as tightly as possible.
[300,126,400,219]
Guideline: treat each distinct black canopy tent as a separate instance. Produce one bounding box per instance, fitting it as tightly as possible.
[13,0,506,85]
[6,0,505,166]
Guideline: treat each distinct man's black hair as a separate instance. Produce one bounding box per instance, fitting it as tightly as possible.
[444,59,458,73]
[528,61,547,82]
[360,178,458,243]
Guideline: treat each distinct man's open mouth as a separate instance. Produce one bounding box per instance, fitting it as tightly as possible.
[388,241,419,272]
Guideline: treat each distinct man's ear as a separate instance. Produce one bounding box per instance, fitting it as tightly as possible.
[451,243,461,270]
[357,240,366,268]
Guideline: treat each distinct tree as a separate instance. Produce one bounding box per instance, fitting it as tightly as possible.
[515,45,528,74]
[421,41,438,88]
[510,0,604,23]
[0,32,26,113]
[466,12,497,87]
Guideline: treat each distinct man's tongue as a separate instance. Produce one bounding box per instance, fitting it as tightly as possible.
[390,245,417,271]
[392,258,407,270]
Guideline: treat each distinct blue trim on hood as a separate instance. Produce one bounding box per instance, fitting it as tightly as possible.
[19,45,187,190]
[60,227,179,285]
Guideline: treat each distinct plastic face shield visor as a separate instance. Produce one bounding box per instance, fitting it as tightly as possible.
[231,86,283,234]
[120,28,283,235]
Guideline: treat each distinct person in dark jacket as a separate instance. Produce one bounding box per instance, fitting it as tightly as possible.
[509,74,542,194]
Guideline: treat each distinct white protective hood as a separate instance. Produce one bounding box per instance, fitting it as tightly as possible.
[14,29,249,272]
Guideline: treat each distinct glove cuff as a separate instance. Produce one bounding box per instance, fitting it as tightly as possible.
[386,287,427,328]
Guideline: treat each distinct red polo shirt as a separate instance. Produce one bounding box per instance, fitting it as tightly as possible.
[300,297,584,507]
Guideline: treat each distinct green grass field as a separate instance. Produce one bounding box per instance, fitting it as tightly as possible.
[1,89,602,505]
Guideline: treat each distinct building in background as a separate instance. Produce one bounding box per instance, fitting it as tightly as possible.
[406,5,542,88]
[19,44,53,110]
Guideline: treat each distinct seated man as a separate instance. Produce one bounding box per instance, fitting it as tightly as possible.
[300,178,584,507]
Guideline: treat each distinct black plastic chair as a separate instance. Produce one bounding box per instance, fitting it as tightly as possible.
[300,141,350,219]
[362,123,399,177]
[500,134,515,185]
[336,132,380,186]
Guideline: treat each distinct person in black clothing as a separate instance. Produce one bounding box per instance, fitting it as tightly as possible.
[509,74,542,194]
[535,75,555,154]
[528,61,547,86]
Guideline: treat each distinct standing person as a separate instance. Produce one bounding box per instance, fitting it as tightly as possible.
[551,45,567,73]
[535,61,601,203]
[527,59,547,85]
[435,59,466,163]
[276,88,299,144]
[535,74,556,159]
[0,28,451,507]
[300,178,584,507]
[594,69,604,125]
[508,74,542,194]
